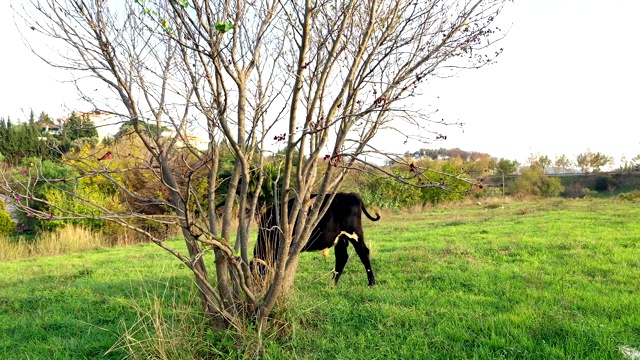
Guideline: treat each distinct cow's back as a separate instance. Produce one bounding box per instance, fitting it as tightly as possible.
[302,193,364,251]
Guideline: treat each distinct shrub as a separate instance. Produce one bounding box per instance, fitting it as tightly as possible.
[11,158,79,230]
[39,179,121,231]
[618,190,640,201]
[594,175,617,192]
[355,163,471,210]
[359,175,422,210]
[510,167,564,197]
[0,201,16,236]
[581,188,599,198]
[564,182,584,198]
[12,157,128,233]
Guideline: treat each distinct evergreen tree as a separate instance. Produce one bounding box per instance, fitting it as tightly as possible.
[0,113,59,162]
[62,112,98,141]
[0,118,7,156]
[38,111,53,124]
[1,117,23,165]
[25,112,42,157]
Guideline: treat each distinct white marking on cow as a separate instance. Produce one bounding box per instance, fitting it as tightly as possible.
[620,345,640,360]
[333,231,358,245]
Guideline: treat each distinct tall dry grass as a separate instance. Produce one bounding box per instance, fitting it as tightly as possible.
[107,281,225,359]
[0,225,167,261]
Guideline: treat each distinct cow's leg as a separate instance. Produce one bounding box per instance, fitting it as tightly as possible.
[253,232,268,276]
[332,240,349,285]
[351,233,376,286]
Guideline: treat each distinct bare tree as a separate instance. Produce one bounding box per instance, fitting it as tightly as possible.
[554,154,572,174]
[4,0,509,337]
[632,154,640,171]
[576,150,613,173]
[576,152,592,173]
[527,153,551,173]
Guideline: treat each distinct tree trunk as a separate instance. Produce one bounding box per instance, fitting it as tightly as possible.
[183,230,226,329]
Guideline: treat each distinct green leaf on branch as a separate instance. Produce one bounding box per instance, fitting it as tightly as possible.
[175,0,189,9]
[214,22,234,34]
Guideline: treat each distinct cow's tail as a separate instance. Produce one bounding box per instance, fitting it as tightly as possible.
[362,204,381,221]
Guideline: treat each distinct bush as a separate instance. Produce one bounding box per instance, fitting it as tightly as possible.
[618,190,640,201]
[10,158,80,230]
[0,200,16,236]
[11,157,127,233]
[564,182,584,198]
[594,175,617,192]
[581,188,599,198]
[39,180,120,231]
[359,175,422,210]
[353,161,472,210]
[510,167,564,197]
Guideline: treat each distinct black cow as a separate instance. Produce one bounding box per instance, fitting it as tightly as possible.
[253,193,380,286]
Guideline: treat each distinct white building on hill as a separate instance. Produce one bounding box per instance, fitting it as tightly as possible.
[161,129,209,151]
[76,110,124,141]
[72,110,209,150]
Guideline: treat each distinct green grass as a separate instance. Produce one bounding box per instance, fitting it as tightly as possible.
[0,241,195,359]
[283,198,640,359]
[1,198,639,359]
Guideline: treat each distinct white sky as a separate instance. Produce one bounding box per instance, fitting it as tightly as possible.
[1,1,638,166]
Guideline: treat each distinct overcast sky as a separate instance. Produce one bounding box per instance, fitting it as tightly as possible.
[1,1,638,166]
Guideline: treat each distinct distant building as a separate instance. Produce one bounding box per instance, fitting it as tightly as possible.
[161,129,209,151]
[75,110,123,141]
[38,120,62,136]
[69,110,209,150]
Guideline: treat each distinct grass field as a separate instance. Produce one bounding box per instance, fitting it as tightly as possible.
[1,197,639,359]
